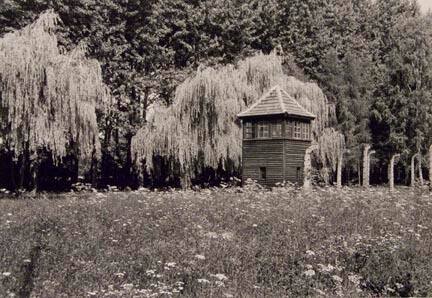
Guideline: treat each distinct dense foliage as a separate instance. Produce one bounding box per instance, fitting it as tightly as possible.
[1,0,432,189]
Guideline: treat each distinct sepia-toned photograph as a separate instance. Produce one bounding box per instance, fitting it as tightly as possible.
[1,0,432,296]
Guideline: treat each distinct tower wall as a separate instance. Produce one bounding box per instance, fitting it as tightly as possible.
[242,138,311,186]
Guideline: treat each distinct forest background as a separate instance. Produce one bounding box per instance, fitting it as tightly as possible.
[1,0,432,190]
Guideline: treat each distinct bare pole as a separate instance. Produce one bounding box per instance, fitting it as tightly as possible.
[337,150,343,189]
[303,144,318,190]
[337,149,350,189]
[363,145,375,188]
[388,154,400,192]
[362,145,370,187]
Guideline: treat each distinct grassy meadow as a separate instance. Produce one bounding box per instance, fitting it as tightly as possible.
[1,185,432,297]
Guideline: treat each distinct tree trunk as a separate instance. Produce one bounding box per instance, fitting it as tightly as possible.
[90,147,98,188]
[303,145,318,190]
[419,154,424,186]
[388,154,400,192]
[19,142,30,190]
[336,151,343,189]
[30,156,39,193]
[429,145,432,186]
[411,153,419,187]
[362,145,371,188]
[125,134,133,188]
[10,153,16,191]
[368,150,375,186]
[180,173,191,189]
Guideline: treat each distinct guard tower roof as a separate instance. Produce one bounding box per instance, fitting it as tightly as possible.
[237,85,316,120]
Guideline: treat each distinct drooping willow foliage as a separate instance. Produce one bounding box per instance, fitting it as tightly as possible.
[0,11,110,170]
[317,128,346,171]
[316,128,346,183]
[132,52,342,182]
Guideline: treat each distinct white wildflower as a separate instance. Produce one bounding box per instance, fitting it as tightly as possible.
[221,232,234,241]
[2,272,11,277]
[303,269,315,277]
[206,232,218,239]
[146,270,155,276]
[385,286,396,293]
[306,250,316,257]
[212,273,228,281]
[195,254,206,260]
[348,274,361,284]
[318,263,335,273]
[215,281,225,287]
[121,283,134,291]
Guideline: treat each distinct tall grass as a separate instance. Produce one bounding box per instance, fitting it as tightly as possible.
[1,186,432,297]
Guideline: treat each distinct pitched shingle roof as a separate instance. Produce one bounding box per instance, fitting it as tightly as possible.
[237,85,316,119]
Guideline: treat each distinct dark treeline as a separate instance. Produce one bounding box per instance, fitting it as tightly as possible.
[1,0,431,190]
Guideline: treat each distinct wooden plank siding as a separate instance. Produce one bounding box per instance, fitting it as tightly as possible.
[242,138,311,186]
[284,139,311,183]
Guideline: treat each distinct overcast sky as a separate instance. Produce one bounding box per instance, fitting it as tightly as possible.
[418,0,432,13]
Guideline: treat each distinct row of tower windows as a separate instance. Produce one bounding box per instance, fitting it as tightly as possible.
[243,120,311,140]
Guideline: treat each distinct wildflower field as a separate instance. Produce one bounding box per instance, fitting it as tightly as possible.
[1,186,432,297]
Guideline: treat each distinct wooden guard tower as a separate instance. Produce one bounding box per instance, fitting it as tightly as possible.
[237,85,316,186]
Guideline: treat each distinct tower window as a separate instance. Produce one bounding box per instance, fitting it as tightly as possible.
[285,120,293,138]
[302,123,311,140]
[294,122,302,139]
[260,167,267,180]
[244,122,253,139]
[257,122,269,138]
[271,123,283,138]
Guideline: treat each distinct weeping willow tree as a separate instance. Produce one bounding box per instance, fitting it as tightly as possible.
[0,11,110,189]
[132,52,342,186]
